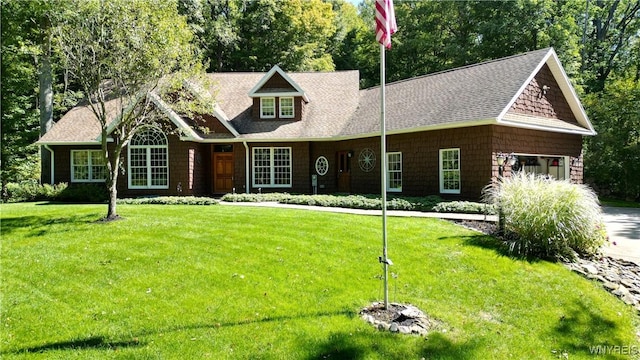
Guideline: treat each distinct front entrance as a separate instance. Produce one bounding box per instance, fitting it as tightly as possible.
[336,151,351,193]
[212,145,234,194]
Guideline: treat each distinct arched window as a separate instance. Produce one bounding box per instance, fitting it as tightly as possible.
[128,127,169,189]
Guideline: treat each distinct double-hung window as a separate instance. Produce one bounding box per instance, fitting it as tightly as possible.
[279,97,294,118]
[439,148,461,194]
[71,150,106,182]
[252,147,292,188]
[128,127,169,189]
[386,152,402,192]
[260,97,276,118]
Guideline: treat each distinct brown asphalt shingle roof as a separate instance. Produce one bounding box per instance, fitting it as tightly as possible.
[206,70,360,139]
[38,98,123,144]
[38,48,591,144]
[343,48,552,137]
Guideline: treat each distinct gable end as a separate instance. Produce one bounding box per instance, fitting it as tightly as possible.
[508,64,578,124]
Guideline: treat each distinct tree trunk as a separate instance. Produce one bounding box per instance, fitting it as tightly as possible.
[103,130,122,221]
[107,175,119,220]
[39,20,53,184]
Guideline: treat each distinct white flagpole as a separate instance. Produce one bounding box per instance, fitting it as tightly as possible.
[380,43,389,310]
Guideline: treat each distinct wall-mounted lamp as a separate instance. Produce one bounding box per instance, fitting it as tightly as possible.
[497,152,517,176]
[542,85,550,96]
[348,150,354,158]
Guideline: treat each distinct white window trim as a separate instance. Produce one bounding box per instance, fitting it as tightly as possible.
[70,150,106,183]
[252,147,292,188]
[127,127,169,190]
[439,148,461,194]
[260,97,276,119]
[386,151,402,192]
[279,97,294,118]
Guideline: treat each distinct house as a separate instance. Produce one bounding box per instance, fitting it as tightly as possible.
[37,48,595,200]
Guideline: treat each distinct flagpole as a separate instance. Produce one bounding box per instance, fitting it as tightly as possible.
[375,0,395,312]
[380,43,389,310]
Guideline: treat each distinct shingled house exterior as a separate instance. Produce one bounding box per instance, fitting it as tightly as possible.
[37,48,595,200]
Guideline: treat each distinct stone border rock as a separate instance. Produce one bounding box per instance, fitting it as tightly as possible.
[564,256,640,312]
[360,302,443,336]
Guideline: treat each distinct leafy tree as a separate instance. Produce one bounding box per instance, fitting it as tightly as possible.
[201,0,243,72]
[353,0,586,87]
[54,0,205,219]
[326,0,366,71]
[202,0,337,72]
[584,77,640,200]
[1,0,55,184]
[1,0,82,186]
[581,0,640,94]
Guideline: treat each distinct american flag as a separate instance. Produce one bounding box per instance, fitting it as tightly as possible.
[375,0,397,49]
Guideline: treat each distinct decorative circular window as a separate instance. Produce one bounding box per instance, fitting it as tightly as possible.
[315,156,329,176]
[358,148,376,172]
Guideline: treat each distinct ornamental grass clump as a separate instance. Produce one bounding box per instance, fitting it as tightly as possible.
[483,172,607,261]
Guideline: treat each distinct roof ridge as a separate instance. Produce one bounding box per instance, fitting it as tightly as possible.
[209,69,360,75]
[367,47,552,90]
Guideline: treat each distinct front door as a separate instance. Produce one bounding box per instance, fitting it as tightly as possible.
[337,151,351,193]
[213,152,234,194]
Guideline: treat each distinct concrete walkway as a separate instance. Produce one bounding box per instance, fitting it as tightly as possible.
[602,207,640,265]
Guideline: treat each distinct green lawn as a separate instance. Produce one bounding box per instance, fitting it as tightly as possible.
[1,203,638,359]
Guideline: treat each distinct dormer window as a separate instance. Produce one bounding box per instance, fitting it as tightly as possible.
[279,97,294,118]
[260,97,275,119]
[249,65,309,121]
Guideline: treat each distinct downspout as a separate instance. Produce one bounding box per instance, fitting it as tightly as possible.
[43,144,54,185]
[243,141,250,194]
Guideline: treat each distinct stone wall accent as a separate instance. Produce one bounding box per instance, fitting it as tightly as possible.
[564,256,640,312]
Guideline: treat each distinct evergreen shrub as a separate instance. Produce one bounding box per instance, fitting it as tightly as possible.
[2,181,68,202]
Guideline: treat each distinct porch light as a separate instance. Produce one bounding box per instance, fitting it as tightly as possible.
[497,152,517,176]
[497,152,517,167]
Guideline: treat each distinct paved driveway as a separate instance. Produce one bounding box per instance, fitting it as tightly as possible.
[602,207,640,265]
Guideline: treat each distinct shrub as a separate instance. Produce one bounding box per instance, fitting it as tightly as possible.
[221,193,290,203]
[433,201,496,215]
[224,193,452,212]
[55,184,109,203]
[2,181,68,202]
[118,196,217,205]
[483,172,607,260]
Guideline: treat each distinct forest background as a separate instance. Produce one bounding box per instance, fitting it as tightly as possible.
[2,0,639,201]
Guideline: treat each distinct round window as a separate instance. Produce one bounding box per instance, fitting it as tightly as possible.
[358,148,376,172]
[315,156,329,176]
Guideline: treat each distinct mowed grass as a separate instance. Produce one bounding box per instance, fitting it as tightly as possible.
[1,203,638,359]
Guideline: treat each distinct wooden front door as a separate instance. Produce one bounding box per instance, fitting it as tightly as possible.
[213,153,234,194]
[337,151,351,193]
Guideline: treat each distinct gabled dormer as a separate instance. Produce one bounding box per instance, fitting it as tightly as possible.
[248,65,309,121]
